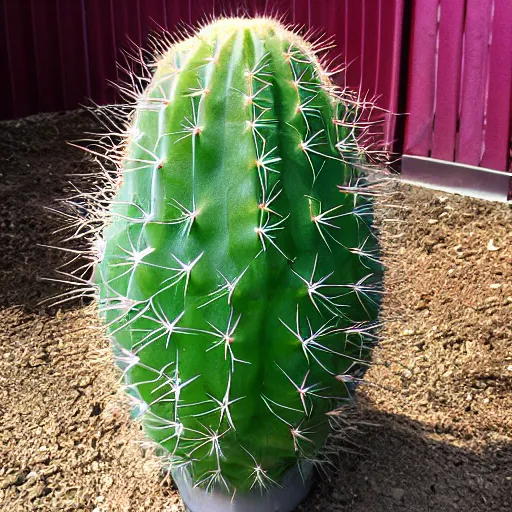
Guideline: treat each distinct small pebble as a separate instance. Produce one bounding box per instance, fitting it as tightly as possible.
[391,487,405,501]
[487,239,499,251]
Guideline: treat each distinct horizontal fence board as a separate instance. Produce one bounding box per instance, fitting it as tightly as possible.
[481,0,512,171]
[403,0,438,156]
[431,0,464,162]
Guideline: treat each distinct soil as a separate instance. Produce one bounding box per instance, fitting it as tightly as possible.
[0,110,511,512]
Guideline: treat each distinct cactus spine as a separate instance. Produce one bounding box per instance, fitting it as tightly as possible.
[94,18,384,494]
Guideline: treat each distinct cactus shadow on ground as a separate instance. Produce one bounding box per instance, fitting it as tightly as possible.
[298,405,511,512]
[0,110,101,311]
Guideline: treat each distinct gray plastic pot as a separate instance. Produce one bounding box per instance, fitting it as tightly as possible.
[172,461,314,512]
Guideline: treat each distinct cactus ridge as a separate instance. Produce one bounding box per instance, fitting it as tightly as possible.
[84,17,386,494]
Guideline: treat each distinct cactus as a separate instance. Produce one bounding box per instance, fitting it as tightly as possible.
[92,17,384,494]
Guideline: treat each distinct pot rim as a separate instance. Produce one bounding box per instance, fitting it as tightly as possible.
[172,460,315,512]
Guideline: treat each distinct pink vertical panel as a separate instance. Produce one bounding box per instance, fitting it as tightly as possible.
[291,0,312,26]
[188,0,215,23]
[324,0,341,40]
[291,0,309,27]
[30,0,63,113]
[107,0,120,89]
[430,0,464,161]
[379,0,405,148]
[312,0,339,47]
[137,0,168,85]
[111,0,144,92]
[102,1,118,105]
[139,0,167,38]
[111,0,139,48]
[309,0,326,31]
[165,1,187,32]
[456,0,493,166]
[3,0,37,118]
[0,3,14,119]
[56,0,90,110]
[325,0,341,67]
[481,0,512,171]
[109,0,145,106]
[85,0,118,105]
[329,0,347,92]
[260,0,275,17]
[361,0,379,99]
[403,0,438,156]
[343,0,364,92]
[112,0,142,48]
[224,0,240,19]
[165,2,182,33]
[250,0,267,17]
[362,0,386,146]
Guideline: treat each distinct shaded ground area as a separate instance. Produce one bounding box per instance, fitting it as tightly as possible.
[0,111,511,511]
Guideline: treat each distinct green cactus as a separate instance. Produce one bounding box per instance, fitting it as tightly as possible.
[94,17,384,494]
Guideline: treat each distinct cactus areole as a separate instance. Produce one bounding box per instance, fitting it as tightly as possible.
[95,17,384,504]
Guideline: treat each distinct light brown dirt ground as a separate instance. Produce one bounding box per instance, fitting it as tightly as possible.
[0,111,511,511]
